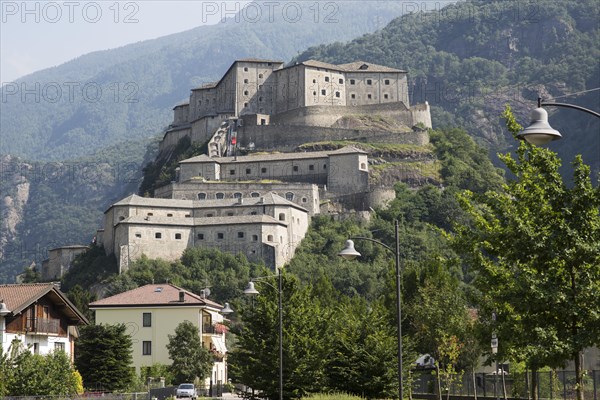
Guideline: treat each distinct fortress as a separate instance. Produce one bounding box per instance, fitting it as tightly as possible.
[87,58,433,274]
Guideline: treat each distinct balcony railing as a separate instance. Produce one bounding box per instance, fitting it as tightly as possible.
[26,317,60,334]
[202,323,228,335]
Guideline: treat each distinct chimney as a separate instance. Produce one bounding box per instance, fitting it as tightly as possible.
[179,291,185,302]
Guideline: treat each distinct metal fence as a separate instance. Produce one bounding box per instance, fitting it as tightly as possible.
[412,370,599,400]
[2,394,148,400]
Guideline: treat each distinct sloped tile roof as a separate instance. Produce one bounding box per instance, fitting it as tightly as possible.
[0,283,88,324]
[338,61,406,73]
[89,284,222,309]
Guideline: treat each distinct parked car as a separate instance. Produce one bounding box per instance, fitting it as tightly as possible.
[176,383,197,399]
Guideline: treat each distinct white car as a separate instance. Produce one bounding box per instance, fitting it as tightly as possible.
[176,383,197,399]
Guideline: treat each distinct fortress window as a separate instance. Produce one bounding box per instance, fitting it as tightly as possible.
[325,76,330,82]
[246,168,251,174]
[197,233,204,240]
[258,96,262,102]
[234,192,243,198]
[267,235,274,242]
[244,90,249,96]
[147,213,153,216]
[135,233,142,238]
[285,192,294,201]
[217,233,224,240]
[244,102,248,108]
[367,94,372,99]
[119,216,125,221]
[309,164,314,171]
[335,92,340,98]
[384,94,389,99]
[251,192,260,197]
[244,67,248,72]
[252,234,258,241]
[313,91,317,96]
[238,232,245,238]
[227,212,234,216]
[259,73,263,78]
[251,211,258,215]
[367,79,372,85]
[321,89,326,96]
[167,213,173,217]
[361,162,367,170]
[351,94,356,99]
[216,193,225,200]
[259,108,264,113]
[279,213,286,221]
[206,213,214,217]
[198,193,207,200]
[185,214,191,218]
[261,167,267,174]
[339,78,344,84]
[385,79,390,85]
[323,164,327,169]
[350,79,355,85]
[230,169,236,175]
[244,79,248,84]
[312,79,316,83]
[175,233,182,240]
[155,232,162,239]
[302,197,307,203]
[293,166,299,172]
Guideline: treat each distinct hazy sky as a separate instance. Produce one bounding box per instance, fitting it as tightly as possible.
[0,1,253,82]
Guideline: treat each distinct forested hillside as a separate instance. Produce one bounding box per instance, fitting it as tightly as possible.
[295,0,600,178]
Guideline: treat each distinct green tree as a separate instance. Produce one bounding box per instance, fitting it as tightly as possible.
[75,324,134,391]
[167,320,213,384]
[228,273,328,400]
[450,106,600,400]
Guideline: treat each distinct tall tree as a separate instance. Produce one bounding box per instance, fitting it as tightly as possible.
[450,106,600,400]
[75,324,134,391]
[167,320,213,384]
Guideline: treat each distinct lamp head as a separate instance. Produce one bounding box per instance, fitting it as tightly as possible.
[244,281,260,295]
[337,240,361,260]
[220,302,234,315]
[0,300,10,316]
[517,107,562,145]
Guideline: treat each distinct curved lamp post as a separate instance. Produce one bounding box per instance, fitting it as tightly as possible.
[244,272,283,400]
[517,97,600,145]
[338,219,404,400]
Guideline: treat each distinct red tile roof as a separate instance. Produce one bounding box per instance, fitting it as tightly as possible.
[89,284,223,309]
[0,283,89,324]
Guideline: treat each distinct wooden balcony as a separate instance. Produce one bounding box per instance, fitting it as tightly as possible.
[26,317,60,334]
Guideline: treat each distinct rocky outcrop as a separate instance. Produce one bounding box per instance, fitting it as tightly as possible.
[0,155,31,261]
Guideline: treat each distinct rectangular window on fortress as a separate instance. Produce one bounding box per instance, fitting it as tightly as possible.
[246,168,251,174]
[385,79,390,85]
[367,79,372,85]
[175,233,182,240]
[293,166,299,172]
[244,67,248,72]
[335,92,340,98]
[244,79,248,84]
[155,232,162,239]
[198,233,204,240]
[384,94,389,99]
[259,73,263,78]
[350,79,355,85]
[368,94,373,99]
[309,164,314,171]
[351,94,356,99]
[339,78,344,84]
[325,76,330,82]
[321,89,326,96]
[217,233,224,240]
[143,313,151,327]
[135,233,142,238]
[238,232,245,238]
[230,169,236,175]
[261,167,267,174]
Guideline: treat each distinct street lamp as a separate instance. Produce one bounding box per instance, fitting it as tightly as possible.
[517,97,600,145]
[244,271,283,400]
[220,302,234,315]
[338,219,404,400]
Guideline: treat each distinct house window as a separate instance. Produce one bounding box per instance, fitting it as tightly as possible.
[384,79,390,85]
[279,213,286,221]
[321,89,326,96]
[234,192,242,199]
[217,233,224,240]
[238,232,245,238]
[350,79,355,85]
[54,342,65,352]
[198,193,206,200]
[367,79,372,85]
[143,313,151,327]
[198,233,204,240]
[175,233,182,240]
[142,341,152,355]
[155,232,162,239]
[285,192,294,201]
[33,343,39,355]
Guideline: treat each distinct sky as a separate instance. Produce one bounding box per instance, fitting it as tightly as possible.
[0,0,252,83]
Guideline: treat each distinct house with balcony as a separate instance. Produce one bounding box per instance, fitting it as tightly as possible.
[0,283,89,360]
[89,284,229,388]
